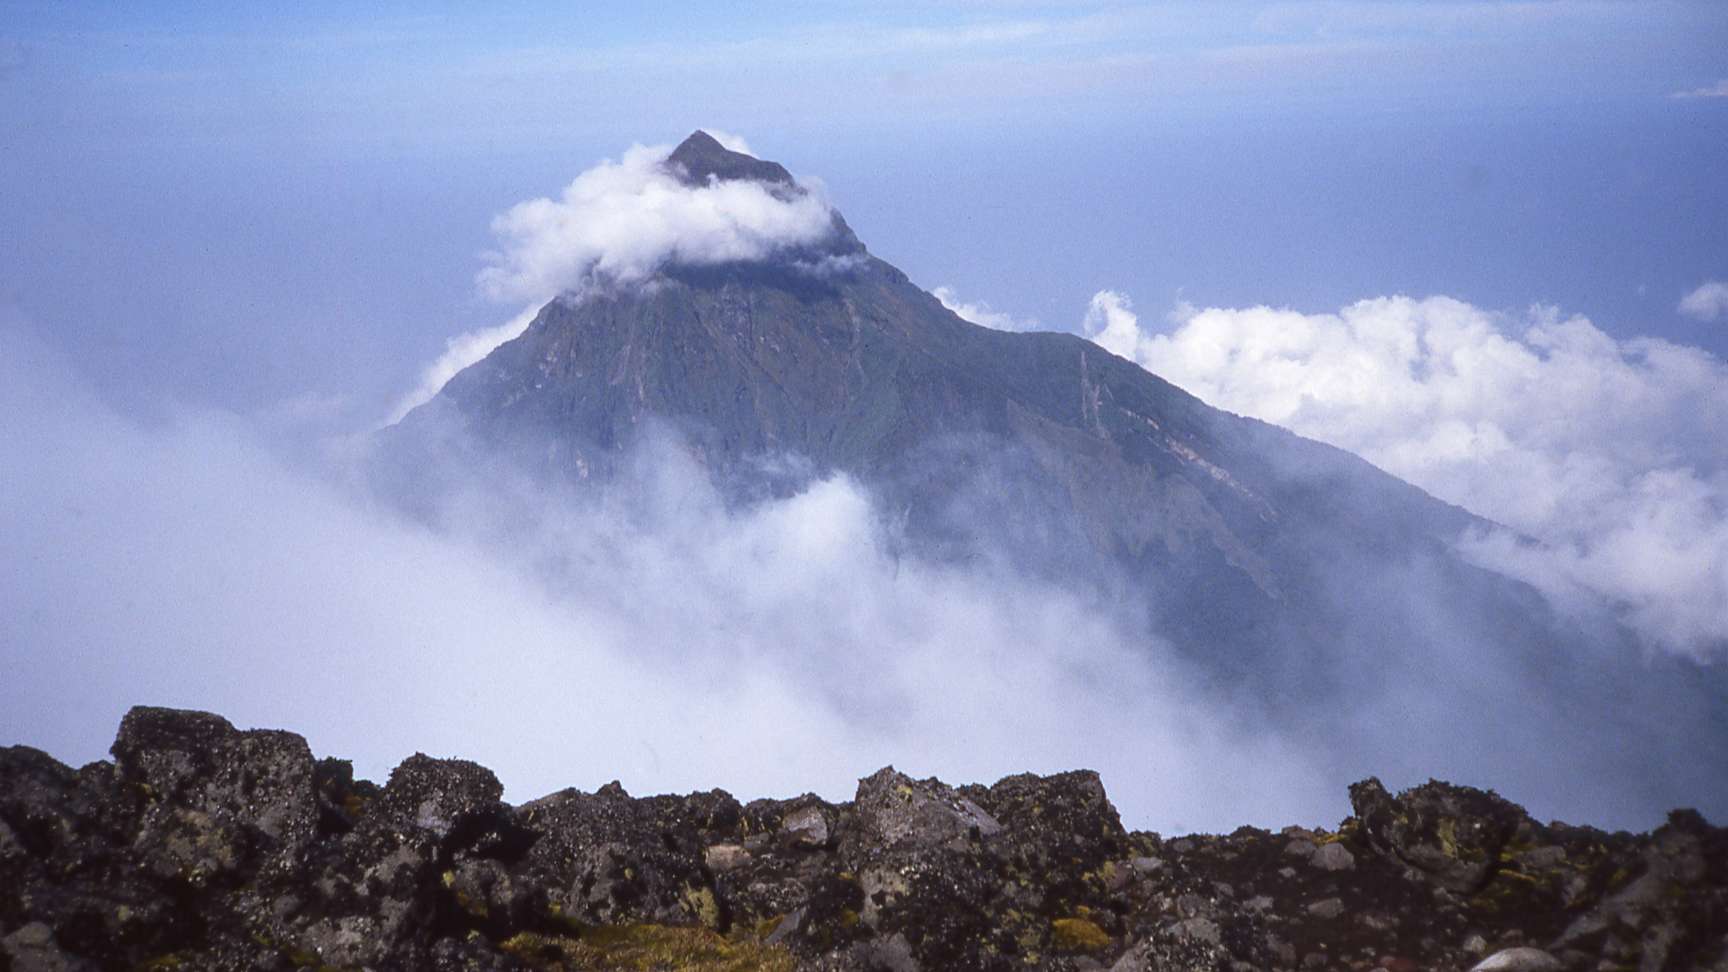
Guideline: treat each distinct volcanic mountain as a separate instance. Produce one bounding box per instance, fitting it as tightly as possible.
[385,133,1624,682]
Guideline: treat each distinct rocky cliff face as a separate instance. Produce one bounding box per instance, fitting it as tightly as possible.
[4,708,1724,971]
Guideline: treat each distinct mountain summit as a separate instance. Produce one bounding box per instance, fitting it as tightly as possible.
[665,130,797,187]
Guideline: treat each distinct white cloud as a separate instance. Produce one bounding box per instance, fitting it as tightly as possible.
[1679,280,1728,321]
[387,135,845,426]
[386,304,539,425]
[933,285,1034,331]
[1670,79,1728,100]
[1082,289,1146,358]
[1085,291,1728,662]
[476,140,840,305]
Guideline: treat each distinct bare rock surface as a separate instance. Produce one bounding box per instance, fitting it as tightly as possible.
[3,707,1726,971]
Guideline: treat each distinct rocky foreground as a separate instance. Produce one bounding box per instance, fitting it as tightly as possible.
[2,709,1724,971]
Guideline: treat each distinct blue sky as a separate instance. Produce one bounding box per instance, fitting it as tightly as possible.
[3,1,1725,419]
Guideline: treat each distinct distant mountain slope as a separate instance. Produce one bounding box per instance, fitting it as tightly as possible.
[378,134,1728,823]
[391,133,1521,668]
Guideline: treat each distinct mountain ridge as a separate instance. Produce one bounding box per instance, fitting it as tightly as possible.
[3,706,1724,971]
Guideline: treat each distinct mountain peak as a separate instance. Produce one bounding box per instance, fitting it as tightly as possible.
[666,130,796,188]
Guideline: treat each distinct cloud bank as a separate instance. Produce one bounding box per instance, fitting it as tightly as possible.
[476,141,838,304]
[0,325,1335,833]
[12,319,1718,833]
[1679,280,1728,322]
[1085,292,1728,662]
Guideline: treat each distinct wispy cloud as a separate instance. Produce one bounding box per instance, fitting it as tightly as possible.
[933,285,1035,331]
[1253,1,1589,37]
[1670,79,1728,99]
[387,305,541,426]
[1679,280,1728,322]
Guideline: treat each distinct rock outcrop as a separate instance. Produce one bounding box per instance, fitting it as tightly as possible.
[3,708,1725,971]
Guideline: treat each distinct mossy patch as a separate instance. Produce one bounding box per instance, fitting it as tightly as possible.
[500,925,794,971]
[681,885,722,929]
[1050,916,1111,952]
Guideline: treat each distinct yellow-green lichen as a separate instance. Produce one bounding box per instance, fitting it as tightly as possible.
[682,885,722,930]
[1050,916,1111,953]
[500,925,795,972]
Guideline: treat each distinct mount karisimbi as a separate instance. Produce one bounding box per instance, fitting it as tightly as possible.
[391,131,1532,670]
[388,133,1727,730]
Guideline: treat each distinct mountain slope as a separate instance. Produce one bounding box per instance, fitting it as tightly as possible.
[393,133,1518,665]
[378,133,1728,821]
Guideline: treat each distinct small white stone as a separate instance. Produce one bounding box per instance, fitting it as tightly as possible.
[1470,947,1562,971]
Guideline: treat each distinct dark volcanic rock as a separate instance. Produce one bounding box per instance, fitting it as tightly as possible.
[1350,776,1530,894]
[4,707,1727,971]
[667,129,796,188]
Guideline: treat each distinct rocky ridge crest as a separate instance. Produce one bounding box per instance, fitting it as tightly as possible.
[3,708,1724,971]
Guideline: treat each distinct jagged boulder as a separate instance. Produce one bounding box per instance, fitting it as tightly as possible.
[1547,808,1728,970]
[834,767,1010,968]
[1349,777,1529,893]
[111,706,320,886]
[517,780,724,928]
[286,752,535,968]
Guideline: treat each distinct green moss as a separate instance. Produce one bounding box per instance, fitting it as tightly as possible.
[501,925,795,972]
